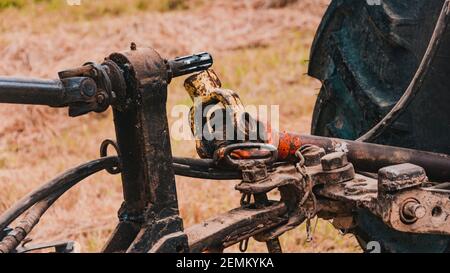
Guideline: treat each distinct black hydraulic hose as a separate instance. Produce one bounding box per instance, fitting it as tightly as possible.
[0,156,238,231]
[0,154,238,251]
[172,157,242,180]
[0,190,62,253]
[0,156,119,232]
[173,163,241,180]
[357,0,450,142]
[173,157,215,169]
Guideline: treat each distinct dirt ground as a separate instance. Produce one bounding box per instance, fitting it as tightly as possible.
[0,0,361,253]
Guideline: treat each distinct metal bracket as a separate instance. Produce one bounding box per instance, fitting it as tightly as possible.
[101,45,212,253]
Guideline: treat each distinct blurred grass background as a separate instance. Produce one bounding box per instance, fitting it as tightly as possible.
[0,0,361,252]
[0,0,191,14]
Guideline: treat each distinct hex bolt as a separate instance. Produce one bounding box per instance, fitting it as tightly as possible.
[130,42,137,51]
[96,93,106,105]
[320,152,348,171]
[401,200,426,224]
[80,80,97,97]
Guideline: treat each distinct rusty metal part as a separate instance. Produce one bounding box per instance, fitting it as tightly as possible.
[321,152,348,171]
[378,163,428,193]
[102,46,190,253]
[235,163,302,195]
[277,132,302,161]
[184,69,266,158]
[254,192,281,252]
[6,42,450,253]
[187,70,247,158]
[229,147,287,253]
[253,195,283,253]
[400,199,427,224]
[280,133,450,182]
[317,174,378,207]
[230,146,356,243]
[145,42,450,249]
[373,166,448,234]
[214,143,278,169]
[300,145,325,167]
[217,142,306,253]
[378,188,450,235]
[241,162,268,183]
[232,145,357,244]
[185,202,288,253]
[181,66,450,244]
[184,69,222,100]
[59,60,127,116]
[307,163,355,186]
[254,211,307,243]
[315,199,354,220]
[316,160,450,236]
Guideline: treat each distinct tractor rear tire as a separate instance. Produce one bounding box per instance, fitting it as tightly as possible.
[309,0,450,252]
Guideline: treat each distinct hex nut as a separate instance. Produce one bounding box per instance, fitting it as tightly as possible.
[378,163,427,193]
[321,152,348,171]
[303,147,326,167]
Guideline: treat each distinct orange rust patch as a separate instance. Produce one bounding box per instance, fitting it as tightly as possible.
[277,131,302,161]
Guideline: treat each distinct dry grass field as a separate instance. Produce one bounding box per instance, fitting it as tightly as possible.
[0,0,361,252]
